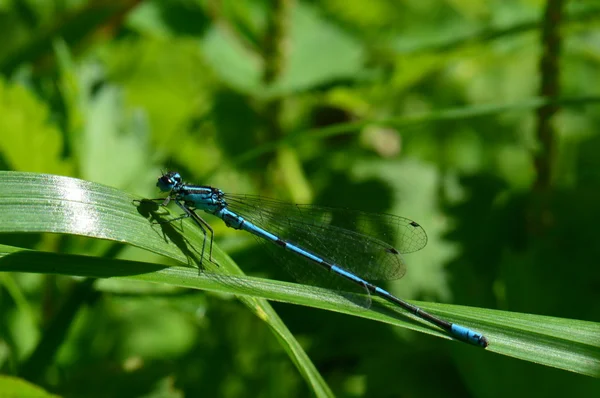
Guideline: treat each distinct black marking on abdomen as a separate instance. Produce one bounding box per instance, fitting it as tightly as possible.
[275,239,287,248]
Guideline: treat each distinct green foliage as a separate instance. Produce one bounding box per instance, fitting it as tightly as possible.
[0,1,599,397]
[0,375,59,398]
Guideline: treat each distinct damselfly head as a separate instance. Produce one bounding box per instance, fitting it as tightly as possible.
[157,171,182,192]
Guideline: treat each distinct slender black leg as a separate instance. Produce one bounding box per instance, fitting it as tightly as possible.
[174,201,216,264]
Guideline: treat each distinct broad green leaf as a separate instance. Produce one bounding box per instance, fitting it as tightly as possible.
[0,375,59,398]
[202,2,365,97]
[0,79,72,175]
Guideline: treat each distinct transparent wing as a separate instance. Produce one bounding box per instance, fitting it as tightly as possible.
[224,194,427,282]
[254,236,372,308]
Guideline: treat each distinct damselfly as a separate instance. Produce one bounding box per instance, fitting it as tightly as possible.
[145,171,488,347]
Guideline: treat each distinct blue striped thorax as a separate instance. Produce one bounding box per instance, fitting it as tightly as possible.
[157,171,226,214]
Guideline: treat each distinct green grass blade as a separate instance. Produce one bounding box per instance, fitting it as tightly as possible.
[0,171,599,378]
[0,171,334,398]
[0,245,599,377]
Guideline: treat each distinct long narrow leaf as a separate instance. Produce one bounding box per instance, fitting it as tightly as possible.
[0,172,599,378]
[0,171,334,397]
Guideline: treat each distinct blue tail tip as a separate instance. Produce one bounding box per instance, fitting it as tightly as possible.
[475,335,489,348]
[451,324,489,348]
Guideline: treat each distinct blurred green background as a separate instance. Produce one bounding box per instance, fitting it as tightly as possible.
[0,0,599,397]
